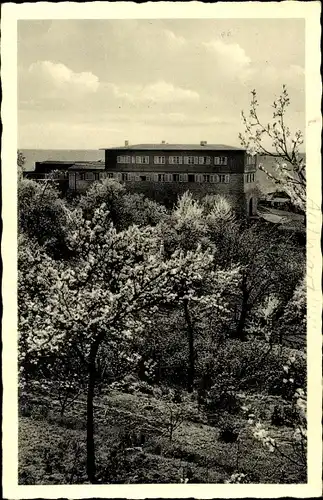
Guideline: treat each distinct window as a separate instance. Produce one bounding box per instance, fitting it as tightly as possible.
[188,174,195,183]
[154,156,165,164]
[106,172,114,179]
[117,155,131,163]
[158,174,173,182]
[199,156,211,165]
[121,173,128,181]
[247,155,256,166]
[173,174,180,182]
[218,174,229,183]
[184,156,199,165]
[214,156,228,166]
[169,156,183,165]
[140,175,147,181]
[136,156,149,164]
[94,172,100,181]
[79,172,86,180]
[203,174,211,183]
[245,173,255,183]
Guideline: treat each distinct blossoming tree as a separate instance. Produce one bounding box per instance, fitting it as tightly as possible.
[19,204,219,483]
[239,85,305,213]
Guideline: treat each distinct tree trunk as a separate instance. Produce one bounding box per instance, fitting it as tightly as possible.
[183,298,195,393]
[236,282,249,341]
[86,340,100,484]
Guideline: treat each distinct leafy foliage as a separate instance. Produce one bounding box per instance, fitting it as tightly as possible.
[18,175,307,484]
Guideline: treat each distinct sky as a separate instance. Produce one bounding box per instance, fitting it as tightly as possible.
[18,19,305,150]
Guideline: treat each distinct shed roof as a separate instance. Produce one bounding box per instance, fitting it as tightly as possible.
[35,160,76,165]
[101,143,245,152]
[270,197,291,203]
[69,162,105,171]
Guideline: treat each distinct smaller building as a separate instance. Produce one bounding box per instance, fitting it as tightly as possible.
[68,162,106,192]
[259,190,292,210]
[23,160,106,194]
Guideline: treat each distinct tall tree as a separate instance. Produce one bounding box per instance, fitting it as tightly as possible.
[239,85,305,213]
[18,205,215,483]
[18,176,72,259]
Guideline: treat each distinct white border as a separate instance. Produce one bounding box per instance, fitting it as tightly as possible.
[2,2,322,498]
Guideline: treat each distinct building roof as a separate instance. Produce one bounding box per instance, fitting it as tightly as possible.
[258,207,305,230]
[35,160,76,165]
[101,143,245,151]
[270,197,291,203]
[69,162,105,171]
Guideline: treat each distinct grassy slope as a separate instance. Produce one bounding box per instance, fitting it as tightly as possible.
[19,389,305,485]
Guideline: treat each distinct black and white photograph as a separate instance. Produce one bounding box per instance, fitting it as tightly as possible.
[1,1,322,497]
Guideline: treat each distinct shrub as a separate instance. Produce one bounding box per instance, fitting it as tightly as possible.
[271,403,297,427]
[206,386,241,415]
[198,339,300,395]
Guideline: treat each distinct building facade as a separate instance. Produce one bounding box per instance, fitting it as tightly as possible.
[23,160,106,193]
[102,142,258,216]
[23,143,258,216]
[68,162,106,192]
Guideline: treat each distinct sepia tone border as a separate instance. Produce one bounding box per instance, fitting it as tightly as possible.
[1,1,322,498]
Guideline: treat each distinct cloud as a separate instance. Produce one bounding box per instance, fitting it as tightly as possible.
[17,20,305,149]
[203,39,251,70]
[103,81,200,104]
[163,29,186,47]
[136,81,199,103]
[28,60,100,93]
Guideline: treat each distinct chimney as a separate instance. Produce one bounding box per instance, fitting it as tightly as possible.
[125,140,129,147]
[200,140,207,146]
[161,140,166,144]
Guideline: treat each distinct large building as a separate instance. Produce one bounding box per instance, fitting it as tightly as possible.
[101,142,258,216]
[23,141,258,216]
